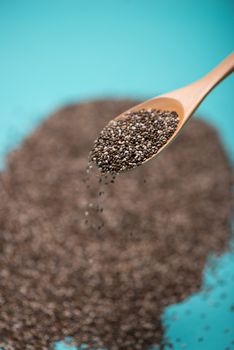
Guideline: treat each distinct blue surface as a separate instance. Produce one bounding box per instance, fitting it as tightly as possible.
[0,1,233,349]
[163,249,234,350]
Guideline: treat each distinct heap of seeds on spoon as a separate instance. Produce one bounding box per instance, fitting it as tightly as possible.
[90,108,179,173]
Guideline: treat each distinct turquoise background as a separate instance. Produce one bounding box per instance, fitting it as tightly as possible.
[0,1,233,349]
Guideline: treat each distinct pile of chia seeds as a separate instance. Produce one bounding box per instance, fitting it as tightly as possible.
[90,108,179,173]
[0,99,232,350]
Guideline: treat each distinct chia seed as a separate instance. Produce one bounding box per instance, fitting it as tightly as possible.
[0,99,232,350]
[90,108,179,174]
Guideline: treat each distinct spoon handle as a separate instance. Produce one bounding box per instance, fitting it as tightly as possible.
[197,51,234,96]
[165,52,234,119]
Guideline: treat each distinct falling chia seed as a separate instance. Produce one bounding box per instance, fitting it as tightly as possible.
[90,108,179,174]
[83,164,108,233]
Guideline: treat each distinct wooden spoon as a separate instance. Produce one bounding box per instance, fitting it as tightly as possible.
[114,52,234,161]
